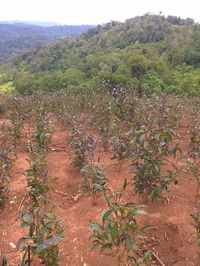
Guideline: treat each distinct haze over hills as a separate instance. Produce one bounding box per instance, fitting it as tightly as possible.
[0,20,61,27]
[1,14,200,95]
[0,23,95,64]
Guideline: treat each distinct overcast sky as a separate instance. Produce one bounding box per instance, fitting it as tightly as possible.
[0,0,199,25]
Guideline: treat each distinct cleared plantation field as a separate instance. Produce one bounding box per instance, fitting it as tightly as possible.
[0,91,199,266]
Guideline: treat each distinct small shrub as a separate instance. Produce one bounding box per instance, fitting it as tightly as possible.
[81,162,108,204]
[131,126,179,201]
[18,211,64,266]
[89,180,152,265]
[109,132,132,167]
[69,125,96,168]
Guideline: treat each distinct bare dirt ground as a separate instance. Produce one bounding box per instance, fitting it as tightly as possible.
[0,121,199,266]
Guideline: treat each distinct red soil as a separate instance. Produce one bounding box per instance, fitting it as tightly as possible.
[0,121,199,266]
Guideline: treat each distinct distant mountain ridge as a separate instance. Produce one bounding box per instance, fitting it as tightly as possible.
[0,23,95,64]
[0,20,60,27]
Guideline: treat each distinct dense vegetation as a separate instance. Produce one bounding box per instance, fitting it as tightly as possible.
[1,14,199,95]
[0,23,94,64]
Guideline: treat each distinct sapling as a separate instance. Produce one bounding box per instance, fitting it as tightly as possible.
[131,125,179,201]
[109,131,133,170]
[89,179,152,265]
[18,210,64,266]
[69,125,96,168]
[81,162,108,204]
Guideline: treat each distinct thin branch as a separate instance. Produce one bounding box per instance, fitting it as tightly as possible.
[152,251,166,266]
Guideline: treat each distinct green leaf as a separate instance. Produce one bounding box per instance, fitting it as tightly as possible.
[29,223,35,237]
[100,242,112,254]
[110,223,118,242]
[123,178,128,191]
[139,135,145,144]
[89,221,101,231]
[2,256,8,266]
[91,241,100,251]
[102,209,113,224]
[44,212,55,219]
[21,213,32,223]
[144,141,149,148]
[143,250,152,261]
[45,221,57,228]
[125,236,135,252]
[35,235,62,253]
[33,207,39,216]
[94,183,104,191]
[133,209,148,216]
[40,226,51,234]
[17,237,28,250]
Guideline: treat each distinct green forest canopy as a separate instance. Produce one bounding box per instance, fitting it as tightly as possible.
[1,14,200,95]
[0,23,94,64]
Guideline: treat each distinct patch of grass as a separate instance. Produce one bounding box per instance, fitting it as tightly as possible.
[0,82,15,93]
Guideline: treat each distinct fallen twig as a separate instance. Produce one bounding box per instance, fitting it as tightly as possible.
[55,189,81,202]
[18,191,28,215]
[171,257,184,264]
[152,251,166,266]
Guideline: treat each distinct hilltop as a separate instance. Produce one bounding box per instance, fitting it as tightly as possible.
[1,14,200,95]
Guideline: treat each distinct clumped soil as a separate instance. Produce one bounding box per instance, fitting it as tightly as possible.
[0,121,199,266]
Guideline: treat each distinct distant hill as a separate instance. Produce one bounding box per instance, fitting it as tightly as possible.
[0,20,60,27]
[1,14,200,95]
[0,23,95,63]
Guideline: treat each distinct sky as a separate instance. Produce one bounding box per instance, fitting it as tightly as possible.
[0,0,199,25]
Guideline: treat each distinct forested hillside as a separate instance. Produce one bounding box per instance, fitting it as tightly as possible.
[1,14,200,95]
[0,23,94,63]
